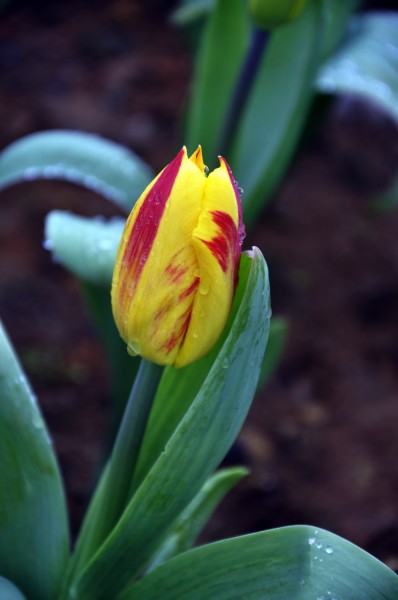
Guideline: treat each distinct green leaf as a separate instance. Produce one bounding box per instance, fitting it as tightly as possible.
[129,250,258,495]
[0,130,153,213]
[257,316,288,388]
[45,211,124,287]
[0,322,69,600]
[71,248,271,600]
[0,577,27,600]
[147,467,248,572]
[119,525,398,600]
[317,13,398,123]
[230,0,324,226]
[185,0,250,163]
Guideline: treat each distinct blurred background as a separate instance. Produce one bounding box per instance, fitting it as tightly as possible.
[1,0,398,571]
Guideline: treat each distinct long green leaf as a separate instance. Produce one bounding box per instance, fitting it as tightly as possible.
[0,130,153,213]
[0,322,69,600]
[71,248,271,600]
[129,256,250,495]
[120,525,398,600]
[45,211,124,287]
[231,0,323,226]
[317,12,398,123]
[147,467,249,572]
[185,0,250,163]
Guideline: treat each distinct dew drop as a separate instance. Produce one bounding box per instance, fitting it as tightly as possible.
[204,165,209,175]
[325,546,333,555]
[193,332,199,339]
[43,165,61,178]
[42,239,53,251]
[24,166,40,180]
[32,412,43,430]
[222,358,230,369]
[299,578,305,586]
[128,339,140,355]
[315,540,323,549]
[199,282,209,295]
[308,537,316,546]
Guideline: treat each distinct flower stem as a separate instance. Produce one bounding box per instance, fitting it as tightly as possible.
[219,27,269,157]
[64,359,163,595]
[98,359,163,538]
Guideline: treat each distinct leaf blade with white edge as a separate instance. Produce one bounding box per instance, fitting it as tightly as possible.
[45,211,124,287]
[119,525,398,600]
[0,130,153,213]
[71,248,271,600]
[317,13,398,123]
[0,322,69,600]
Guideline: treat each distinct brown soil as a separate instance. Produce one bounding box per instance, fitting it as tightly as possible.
[1,0,398,572]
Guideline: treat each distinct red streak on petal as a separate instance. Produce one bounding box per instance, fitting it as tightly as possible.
[160,306,192,355]
[154,300,173,323]
[118,148,185,304]
[178,277,199,302]
[165,263,188,284]
[202,210,239,275]
[219,157,245,265]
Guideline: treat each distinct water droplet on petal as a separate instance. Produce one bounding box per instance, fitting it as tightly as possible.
[128,339,140,355]
[325,546,333,554]
[199,282,209,295]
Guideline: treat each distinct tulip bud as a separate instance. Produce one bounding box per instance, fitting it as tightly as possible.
[111,146,245,368]
[249,0,307,29]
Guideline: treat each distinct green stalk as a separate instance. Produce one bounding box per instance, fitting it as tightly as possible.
[61,359,163,599]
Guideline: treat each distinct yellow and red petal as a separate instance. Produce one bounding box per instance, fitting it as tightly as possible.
[112,147,244,368]
[175,157,244,368]
[111,147,206,365]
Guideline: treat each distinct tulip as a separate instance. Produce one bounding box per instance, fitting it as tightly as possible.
[111,146,245,368]
[249,0,307,29]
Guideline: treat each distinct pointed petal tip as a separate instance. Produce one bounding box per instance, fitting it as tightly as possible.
[189,145,205,173]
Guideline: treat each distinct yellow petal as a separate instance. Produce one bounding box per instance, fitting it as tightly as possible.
[112,147,206,365]
[189,145,206,174]
[175,157,244,367]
